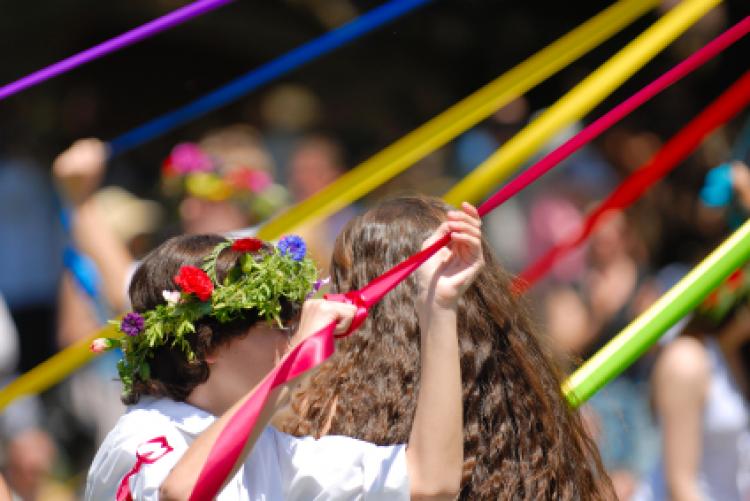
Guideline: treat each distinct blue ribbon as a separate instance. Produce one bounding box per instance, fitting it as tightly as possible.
[109,0,432,156]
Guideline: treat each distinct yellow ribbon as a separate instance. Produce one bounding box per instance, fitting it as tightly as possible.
[444,0,722,205]
[0,0,660,411]
[0,324,118,411]
[257,0,658,239]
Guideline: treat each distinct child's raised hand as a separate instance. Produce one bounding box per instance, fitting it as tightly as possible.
[291,299,357,348]
[416,202,484,311]
[52,138,108,206]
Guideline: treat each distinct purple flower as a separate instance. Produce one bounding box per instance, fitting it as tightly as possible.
[277,235,306,262]
[120,312,145,337]
[306,277,330,299]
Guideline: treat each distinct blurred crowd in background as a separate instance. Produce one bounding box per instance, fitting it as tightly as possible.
[0,0,748,499]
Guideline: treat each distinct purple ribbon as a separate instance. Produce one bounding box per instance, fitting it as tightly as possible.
[0,0,234,101]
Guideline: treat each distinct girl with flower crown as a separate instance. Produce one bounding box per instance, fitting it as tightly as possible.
[85,202,484,500]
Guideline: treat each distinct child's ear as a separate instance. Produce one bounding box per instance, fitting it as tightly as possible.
[204,352,217,364]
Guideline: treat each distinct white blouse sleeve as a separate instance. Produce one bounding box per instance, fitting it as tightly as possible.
[274,429,410,500]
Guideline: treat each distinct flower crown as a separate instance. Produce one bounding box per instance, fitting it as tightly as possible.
[92,235,323,397]
[162,142,288,220]
[697,264,750,324]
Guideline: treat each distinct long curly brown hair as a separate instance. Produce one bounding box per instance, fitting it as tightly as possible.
[280,196,613,500]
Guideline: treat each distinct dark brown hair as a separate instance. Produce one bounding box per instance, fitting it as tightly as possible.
[125,234,297,405]
[281,196,613,499]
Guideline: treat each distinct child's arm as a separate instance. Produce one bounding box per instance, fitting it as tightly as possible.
[53,139,135,312]
[407,202,484,499]
[158,300,356,501]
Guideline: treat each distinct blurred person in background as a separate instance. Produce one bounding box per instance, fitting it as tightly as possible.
[286,133,355,273]
[52,124,287,314]
[0,294,64,501]
[0,151,67,499]
[584,210,651,354]
[636,264,750,501]
[457,97,531,272]
[579,211,661,499]
[541,281,659,500]
[0,155,64,372]
[259,84,322,181]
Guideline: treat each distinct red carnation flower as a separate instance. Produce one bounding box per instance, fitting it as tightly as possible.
[174,266,214,301]
[231,237,264,253]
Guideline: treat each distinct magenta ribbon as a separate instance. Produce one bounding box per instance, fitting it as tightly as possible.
[187,17,750,500]
[117,436,174,501]
[0,0,234,102]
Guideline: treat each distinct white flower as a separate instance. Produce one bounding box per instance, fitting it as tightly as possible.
[162,290,181,305]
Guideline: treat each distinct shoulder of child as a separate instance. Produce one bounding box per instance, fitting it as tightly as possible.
[655,337,710,381]
[653,337,710,402]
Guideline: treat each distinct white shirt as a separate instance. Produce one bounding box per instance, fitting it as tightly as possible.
[85,397,409,500]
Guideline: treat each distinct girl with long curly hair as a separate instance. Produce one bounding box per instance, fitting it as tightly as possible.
[281,195,614,500]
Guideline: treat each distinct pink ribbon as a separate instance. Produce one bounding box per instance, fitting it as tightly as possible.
[117,436,174,501]
[187,16,750,500]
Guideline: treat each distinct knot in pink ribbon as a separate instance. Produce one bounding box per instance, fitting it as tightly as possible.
[324,290,369,338]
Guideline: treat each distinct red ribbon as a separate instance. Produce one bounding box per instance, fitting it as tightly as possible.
[187,17,750,501]
[515,69,750,292]
[117,436,174,501]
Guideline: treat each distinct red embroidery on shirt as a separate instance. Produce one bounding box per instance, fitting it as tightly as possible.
[116,436,174,501]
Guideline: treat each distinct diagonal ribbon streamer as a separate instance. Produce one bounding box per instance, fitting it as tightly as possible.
[108,0,432,156]
[0,0,234,102]
[515,69,750,292]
